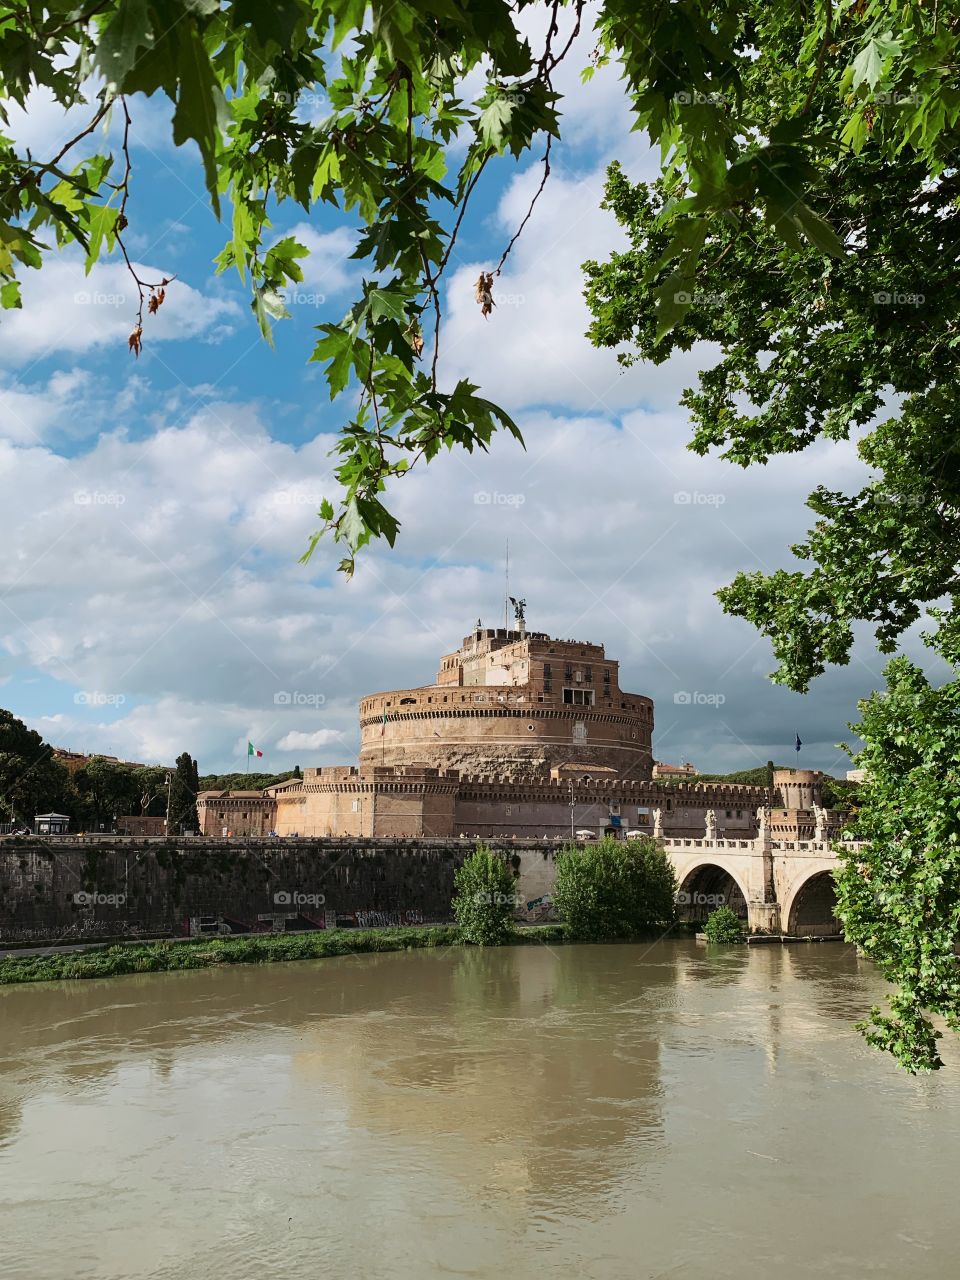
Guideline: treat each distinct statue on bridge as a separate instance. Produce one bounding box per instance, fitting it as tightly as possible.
[653,807,663,838]
[704,809,717,841]
[757,805,770,840]
[814,804,827,843]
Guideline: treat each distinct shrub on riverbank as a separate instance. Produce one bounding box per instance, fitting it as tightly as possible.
[452,844,518,944]
[0,924,570,986]
[703,906,745,943]
[552,837,677,941]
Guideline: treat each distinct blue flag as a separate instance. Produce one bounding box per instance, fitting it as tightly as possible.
[795,733,802,754]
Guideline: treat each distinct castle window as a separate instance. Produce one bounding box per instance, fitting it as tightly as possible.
[563,688,594,706]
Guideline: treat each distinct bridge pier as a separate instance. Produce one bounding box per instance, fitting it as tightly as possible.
[746,901,781,933]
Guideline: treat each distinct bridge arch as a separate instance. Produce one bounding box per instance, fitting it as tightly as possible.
[676,862,749,923]
[783,869,842,937]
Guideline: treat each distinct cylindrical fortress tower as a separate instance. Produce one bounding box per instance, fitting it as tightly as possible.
[359,625,654,781]
[773,769,823,810]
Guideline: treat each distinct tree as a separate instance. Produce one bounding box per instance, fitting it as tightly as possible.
[452,844,517,945]
[0,709,71,824]
[703,905,744,944]
[552,836,676,941]
[583,123,960,1067]
[133,765,169,817]
[2,1,957,569]
[168,752,199,835]
[198,770,298,791]
[834,659,960,1072]
[73,755,140,828]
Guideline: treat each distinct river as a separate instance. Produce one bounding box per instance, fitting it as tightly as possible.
[1,939,957,1279]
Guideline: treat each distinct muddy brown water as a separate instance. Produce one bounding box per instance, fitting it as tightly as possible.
[1,939,957,1279]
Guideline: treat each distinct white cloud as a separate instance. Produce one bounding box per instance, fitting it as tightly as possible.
[438,164,708,414]
[0,252,241,366]
[277,729,344,751]
[0,367,91,446]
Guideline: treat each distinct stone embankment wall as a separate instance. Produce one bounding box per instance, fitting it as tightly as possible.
[0,837,557,945]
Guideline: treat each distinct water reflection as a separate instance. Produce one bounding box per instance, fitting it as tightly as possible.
[0,940,958,1280]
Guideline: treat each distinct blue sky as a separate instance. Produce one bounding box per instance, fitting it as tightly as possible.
[0,11,930,778]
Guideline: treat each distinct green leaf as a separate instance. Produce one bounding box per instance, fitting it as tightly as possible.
[84,204,119,274]
[367,287,407,324]
[310,324,354,398]
[340,497,365,549]
[0,280,22,309]
[793,202,845,257]
[96,0,154,88]
[231,0,303,48]
[171,24,224,215]
[252,285,289,341]
[852,34,902,91]
[478,92,514,152]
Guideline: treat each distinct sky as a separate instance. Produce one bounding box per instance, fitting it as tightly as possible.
[0,11,930,778]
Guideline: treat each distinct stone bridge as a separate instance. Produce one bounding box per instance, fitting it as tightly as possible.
[662,835,863,935]
[511,832,861,935]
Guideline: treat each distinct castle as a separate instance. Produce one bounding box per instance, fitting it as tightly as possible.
[197,621,842,849]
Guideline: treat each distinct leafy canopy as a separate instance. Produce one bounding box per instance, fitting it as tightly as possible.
[452,842,518,944]
[835,659,960,1072]
[703,904,744,944]
[552,836,676,941]
[0,708,71,822]
[3,0,959,570]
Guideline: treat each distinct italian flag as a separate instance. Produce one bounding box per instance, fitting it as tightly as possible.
[381,709,389,736]
[248,741,263,758]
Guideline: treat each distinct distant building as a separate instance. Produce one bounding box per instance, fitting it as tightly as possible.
[34,813,70,835]
[846,769,867,784]
[197,791,275,838]
[652,762,698,780]
[52,748,171,774]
